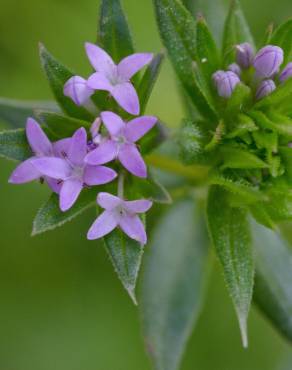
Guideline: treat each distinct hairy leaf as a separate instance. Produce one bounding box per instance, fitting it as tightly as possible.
[39,43,93,121]
[250,110,292,137]
[141,198,209,370]
[220,146,268,169]
[99,0,134,63]
[0,128,31,161]
[32,189,97,236]
[207,185,254,347]
[253,221,292,342]
[0,98,59,128]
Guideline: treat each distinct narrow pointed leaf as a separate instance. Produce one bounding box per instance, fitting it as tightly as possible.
[253,221,292,342]
[36,111,91,139]
[153,0,217,120]
[250,110,292,137]
[32,189,97,236]
[0,98,60,128]
[138,53,164,115]
[270,19,292,64]
[222,0,255,66]
[0,128,31,161]
[207,185,254,347]
[99,0,134,63]
[103,227,144,304]
[141,198,209,370]
[39,44,94,121]
[220,146,268,169]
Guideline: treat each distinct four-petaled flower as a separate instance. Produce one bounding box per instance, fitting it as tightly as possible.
[32,127,117,211]
[85,111,157,178]
[87,192,152,244]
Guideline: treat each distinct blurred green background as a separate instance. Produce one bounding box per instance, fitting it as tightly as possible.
[1,0,292,369]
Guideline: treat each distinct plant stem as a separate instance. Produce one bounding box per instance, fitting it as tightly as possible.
[118,171,125,198]
[145,153,209,182]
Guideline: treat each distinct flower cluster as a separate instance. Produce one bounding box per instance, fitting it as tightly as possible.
[212,43,292,99]
[9,43,157,245]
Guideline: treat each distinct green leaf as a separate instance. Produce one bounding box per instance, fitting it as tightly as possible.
[99,0,134,63]
[249,110,292,137]
[196,15,220,83]
[260,188,292,222]
[254,78,292,109]
[153,0,217,121]
[103,226,144,304]
[253,221,292,342]
[39,43,94,121]
[178,119,203,164]
[270,18,292,64]
[279,146,292,184]
[225,83,251,117]
[222,0,255,66]
[0,98,60,128]
[32,189,97,236]
[137,53,164,115]
[0,128,31,161]
[207,185,254,347]
[220,146,268,169]
[36,111,91,139]
[141,198,209,370]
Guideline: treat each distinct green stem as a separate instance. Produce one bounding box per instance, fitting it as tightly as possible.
[145,153,209,182]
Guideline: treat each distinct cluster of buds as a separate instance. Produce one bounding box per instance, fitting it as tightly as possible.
[9,43,157,245]
[212,43,292,100]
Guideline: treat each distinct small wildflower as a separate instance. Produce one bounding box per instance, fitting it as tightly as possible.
[215,71,240,98]
[32,127,117,211]
[253,45,284,78]
[87,192,152,244]
[255,79,276,100]
[85,111,157,178]
[236,42,254,69]
[279,62,292,83]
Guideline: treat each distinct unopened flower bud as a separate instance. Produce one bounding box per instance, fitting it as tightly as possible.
[216,71,240,98]
[64,76,94,106]
[236,43,254,69]
[228,63,241,76]
[253,45,284,78]
[90,117,103,146]
[255,79,276,100]
[212,70,225,87]
[279,62,292,83]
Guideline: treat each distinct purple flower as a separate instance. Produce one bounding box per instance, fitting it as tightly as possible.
[212,70,225,87]
[255,79,276,100]
[215,71,240,98]
[236,43,254,69]
[9,118,69,193]
[228,63,241,76]
[64,76,95,106]
[85,111,157,178]
[87,192,152,244]
[85,43,153,115]
[32,127,117,212]
[253,45,284,78]
[279,62,292,83]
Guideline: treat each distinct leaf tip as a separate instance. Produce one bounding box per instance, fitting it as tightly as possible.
[239,315,248,348]
[127,286,138,305]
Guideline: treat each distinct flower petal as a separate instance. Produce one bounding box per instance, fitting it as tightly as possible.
[119,213,147,245]
[97,192,122,210]
[9,158,41,184]
[100,111,125,136]
[68,127,87,166]
[83,165,117,186]
[118,143,147,178]
[87,72,113,91]
[124,116,158,143]
[117,53,153,80]
[63,76,94,106]
[111,82,140,115]
[124,199,153,214]
[85,42,115,75]
[46,178,62,194]
[53,138,72,158]
[87,210,118,240]
[32,157,71,180]
[26,118,52,156]
[59,178,83,211]
[85,140,117,165]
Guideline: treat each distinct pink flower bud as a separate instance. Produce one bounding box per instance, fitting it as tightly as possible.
[279,62,292,83]
[253,45,284,78]
[212,70,225,87]
[64,76,94,106]
[216,71,241,98]
[255,79,276,100]
[236,43,254,69]
[228,63,241,76]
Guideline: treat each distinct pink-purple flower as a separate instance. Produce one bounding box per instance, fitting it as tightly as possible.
[85,111,157,178]
[236,43,254,69]
[87,192,152,244]
[64,76,95,106]
[253,45,284,78]
[213,71,240,98]
[32,127,117,211]
[255,79,276,100]
[279,62,292,83]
